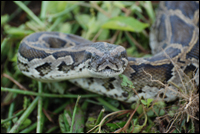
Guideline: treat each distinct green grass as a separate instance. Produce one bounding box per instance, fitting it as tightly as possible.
[1,1,198,133]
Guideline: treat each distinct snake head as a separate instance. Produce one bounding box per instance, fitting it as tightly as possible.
[84,42,128,78]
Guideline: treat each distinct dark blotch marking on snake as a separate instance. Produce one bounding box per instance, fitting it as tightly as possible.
[87,78,94,85]
[58,61,75,73]
[184,64,198,78]
[17,60,30,72]
[35,62,52,76]
[102,77,116,91]
[122,92,129,97]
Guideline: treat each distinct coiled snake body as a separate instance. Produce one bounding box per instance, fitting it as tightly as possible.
[17,1,199,103]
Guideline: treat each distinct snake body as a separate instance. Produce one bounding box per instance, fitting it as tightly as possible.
[17,1,199,103]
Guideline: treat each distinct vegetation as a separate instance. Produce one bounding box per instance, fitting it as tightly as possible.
[1,1,199,133]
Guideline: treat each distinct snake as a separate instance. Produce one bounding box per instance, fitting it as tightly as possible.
[17,1,199,103]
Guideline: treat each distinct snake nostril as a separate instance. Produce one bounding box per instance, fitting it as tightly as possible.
[121,51,127,58]
[105,66,111,69]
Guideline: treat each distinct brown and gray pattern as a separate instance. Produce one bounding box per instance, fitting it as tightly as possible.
[17,1,199,103]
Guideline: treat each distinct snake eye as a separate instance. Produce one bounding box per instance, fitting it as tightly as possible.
[117,51,127,58]
[85,51,92,59]
[121,51,127,58]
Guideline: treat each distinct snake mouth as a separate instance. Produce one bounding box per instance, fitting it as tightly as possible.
[87,55,128,78]
[104,66,119,71]
[93,69,122,77]
[98,66,121,73]
[89,64,125,78]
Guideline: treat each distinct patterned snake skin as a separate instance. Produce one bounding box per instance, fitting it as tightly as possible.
[17,1,199,103]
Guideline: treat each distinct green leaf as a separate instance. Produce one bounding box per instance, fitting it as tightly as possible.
[1,14,9,25]
[97,29,110,40]
[87,17,98,33]
[154,101,166,108]
[75,14,90,30]
[168,110,175,117]
[142,1,155,23]
[59,114,69,133]
[12,117,31,131]
[59,22,71,33]
[106,121,126,131]
[159,109,165,116]
[113,1,125,9]
[85,117,96,131]
[19,118,32,131]
[4,24,33,37]
[11,53,17,62]
[141,100,147,105]
[147,98,153,105]
[131,124,144,133]
[147,110,154,117]
[102,16,149,32]
[141,98,153,107]
[46,1,68,14]
[130,4,142,12]
[136,104,143,114]
[119,74,134,88]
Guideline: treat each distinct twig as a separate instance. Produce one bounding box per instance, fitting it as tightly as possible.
[92,29,103,42]
[125,31,149,54]
[91,2,111,18]
[110,30,120,44]
[114,104,139,133]
[2,73,34,100]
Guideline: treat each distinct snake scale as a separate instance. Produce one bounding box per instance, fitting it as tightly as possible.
[17,1,199,103]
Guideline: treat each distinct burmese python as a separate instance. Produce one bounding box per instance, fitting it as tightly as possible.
[17,1,199,103]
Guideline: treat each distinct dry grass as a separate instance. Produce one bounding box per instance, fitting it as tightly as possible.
[144,51,199,132]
